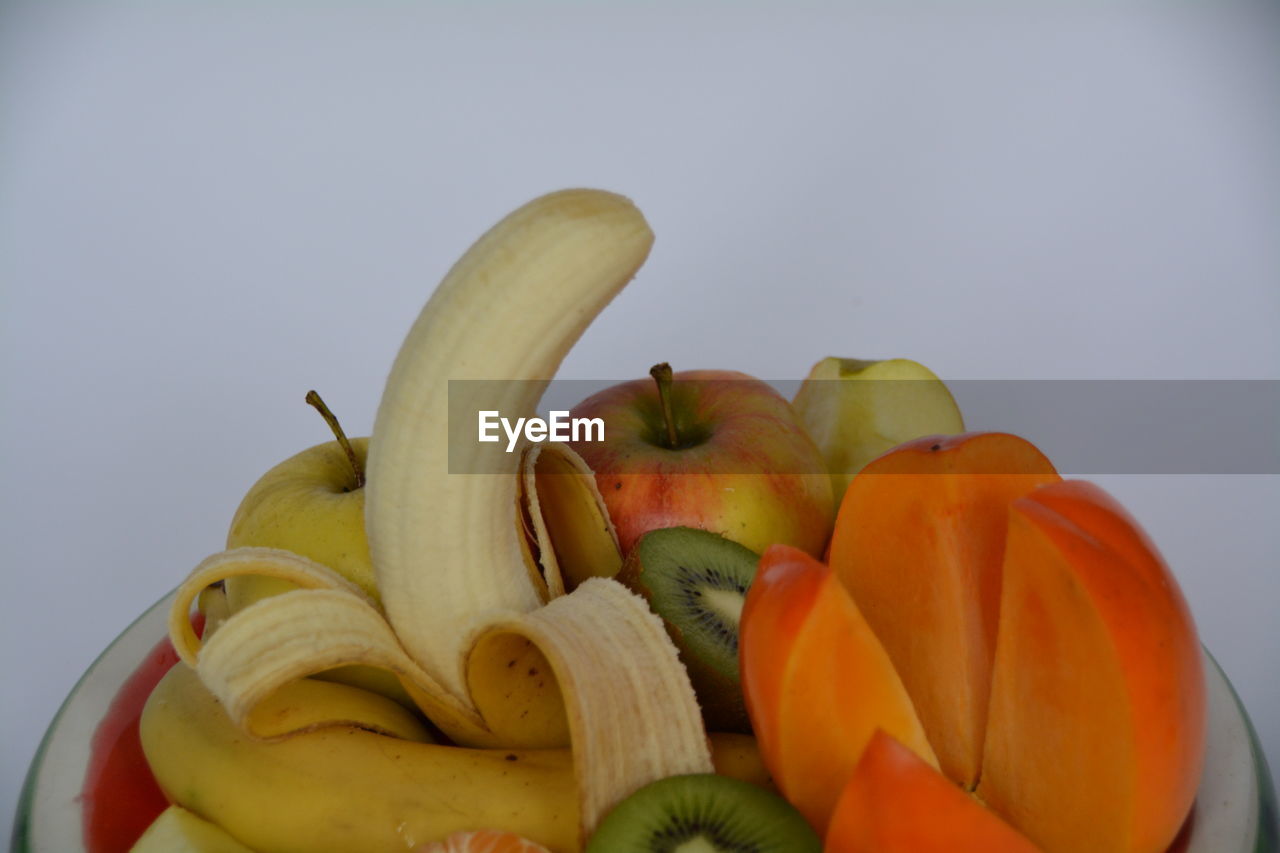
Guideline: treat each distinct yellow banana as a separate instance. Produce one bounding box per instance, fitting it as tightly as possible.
[142,663,772,853]
[144,664,577,852]
[162,190,716,847]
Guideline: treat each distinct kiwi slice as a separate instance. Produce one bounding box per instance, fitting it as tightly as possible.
[585,773,819,852]
[617,527,759,732]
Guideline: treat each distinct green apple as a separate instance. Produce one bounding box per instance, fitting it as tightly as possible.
[791,357,965,503]
[568,364,834,558]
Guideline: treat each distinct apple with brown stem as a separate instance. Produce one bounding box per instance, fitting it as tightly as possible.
[568,363,834,558]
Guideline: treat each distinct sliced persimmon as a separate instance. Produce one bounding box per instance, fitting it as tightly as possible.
[828,432,1059,785]
[826,730,1041,852]
[740,544,936,834]
[977,480,1204,853]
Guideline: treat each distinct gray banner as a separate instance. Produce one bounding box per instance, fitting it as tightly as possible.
[446,379,1280,475]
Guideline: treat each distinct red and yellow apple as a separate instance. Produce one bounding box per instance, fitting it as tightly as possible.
[569,365,833,557]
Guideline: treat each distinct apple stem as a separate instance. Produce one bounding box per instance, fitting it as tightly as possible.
[305,390,365,490]
[649,362,680,449]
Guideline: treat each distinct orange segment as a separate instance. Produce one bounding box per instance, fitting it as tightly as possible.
[826,730,1041,852]
[416,829,552,853]
[977,480,1204,853]
[828,432,1059,786]
[740,544,935,834]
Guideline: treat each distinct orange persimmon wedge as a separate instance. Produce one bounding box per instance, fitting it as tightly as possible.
[742,434,1203,850]
[740,544,937,834]
[828,432,1060,785]
[825,730,1041,853]
[977,480,1205,853]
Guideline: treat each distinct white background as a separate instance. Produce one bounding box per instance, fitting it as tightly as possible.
[2,1,1277,835]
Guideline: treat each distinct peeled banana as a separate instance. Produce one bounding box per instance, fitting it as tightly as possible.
[161,190,717,848]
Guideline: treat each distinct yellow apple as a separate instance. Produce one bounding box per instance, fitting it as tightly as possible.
[221,392,409,704]
[224,435,375,610]
[791,357,964,503]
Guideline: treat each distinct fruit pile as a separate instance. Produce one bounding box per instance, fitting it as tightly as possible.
[105,190,1204,852]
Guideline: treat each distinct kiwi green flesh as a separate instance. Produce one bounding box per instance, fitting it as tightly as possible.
[585,774,820,853]
[627,527,759,685]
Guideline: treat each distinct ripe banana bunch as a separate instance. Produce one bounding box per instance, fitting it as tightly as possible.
[149,190,720,851]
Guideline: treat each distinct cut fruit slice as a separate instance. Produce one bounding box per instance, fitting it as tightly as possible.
[791,356,965,502]
[130,805,254,853]
[739,544,936,834]
[977,480,1205,853]
[825,730,1040,853]
[416,830,552,853]
[617,526,760,732]
[828,432,1059,786]
[584,773,819,852]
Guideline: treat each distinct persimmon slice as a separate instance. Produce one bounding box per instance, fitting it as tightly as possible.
[977,480,1204,853]
[828,432,1059,785]
[740,544,936,834]
[826,730,1041,852]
